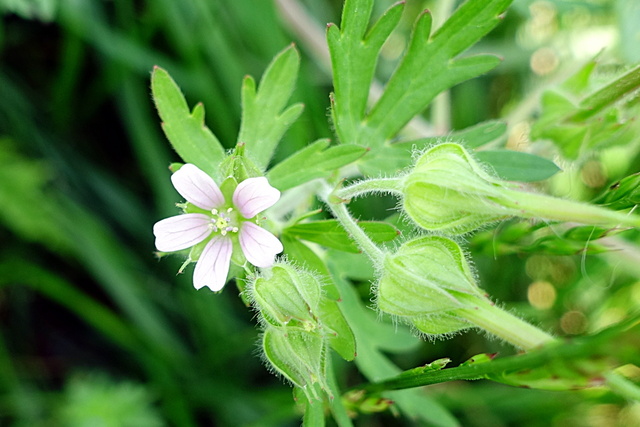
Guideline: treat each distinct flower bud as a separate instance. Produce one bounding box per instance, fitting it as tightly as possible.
[377,236,485,335]
[251,262,356,398]
[377,235,485,317]
[251,264,321,327]
[401,143,640,234]
[262,326,329,401]
[401,143,509,234]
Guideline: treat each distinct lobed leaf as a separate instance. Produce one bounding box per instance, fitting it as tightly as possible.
[267,139,368,191]
[237,44,303,169]
[365,0,512,145]
[328,0,405,145]
[396,120,507,150]
[151,66,226,179]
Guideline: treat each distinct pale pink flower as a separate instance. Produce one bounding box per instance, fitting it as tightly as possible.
[153,164,283,292]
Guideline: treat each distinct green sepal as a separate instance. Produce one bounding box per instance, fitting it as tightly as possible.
[411,314,472,335]
[218,176,238,206]
[281,234,341,301]
[402,143,509,234]
[218,144,264,182]
[402,142,640,233]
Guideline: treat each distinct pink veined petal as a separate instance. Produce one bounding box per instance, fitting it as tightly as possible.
[193,236,233,292]
[153,214,212,252]
[239,222,283,268]
[171,164,225,210]
[232,177,280,219]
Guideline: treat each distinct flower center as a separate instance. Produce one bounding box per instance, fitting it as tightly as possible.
[209,208,239,236]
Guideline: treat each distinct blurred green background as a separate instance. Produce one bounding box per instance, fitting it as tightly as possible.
[1,0,639,425]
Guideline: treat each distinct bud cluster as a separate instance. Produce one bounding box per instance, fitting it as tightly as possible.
[248,263,356,401]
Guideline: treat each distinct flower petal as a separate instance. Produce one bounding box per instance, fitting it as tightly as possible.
[239,222,283,268]
[171,164,225,210]
[193,236,232,291]
[153,214,212,252]
[232,177,280,219]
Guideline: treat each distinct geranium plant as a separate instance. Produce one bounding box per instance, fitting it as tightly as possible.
[150,0,640,424]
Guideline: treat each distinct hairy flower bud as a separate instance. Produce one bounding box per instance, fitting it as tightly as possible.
[401,143,640,234]
[377,236,486,335]
[377,236,485,316]
[401,143,508,234]
[251,264,321,328]
[262,326,329,401]
[251,262,357,400]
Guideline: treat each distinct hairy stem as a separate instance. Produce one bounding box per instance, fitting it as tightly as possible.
[456,295,556,350]
[337,177,403,200]
[322,182,386,266]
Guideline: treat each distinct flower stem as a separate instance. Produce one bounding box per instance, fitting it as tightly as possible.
[500,189,640,228]
[323,183,386,266]
[336,177,403,201]
[456,295,556,350]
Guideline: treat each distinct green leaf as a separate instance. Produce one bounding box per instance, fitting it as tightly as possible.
[151,66,226,179]
[531,65,640,159]
[354,315,640,393]
[237,44,303,169]
[395,120,507,150]
[328,0,405,145]
[562,225,623,242]
[365,0,512,144]
[594,173,640,210]
[318,298,357,361]
[285,220,400,253]
[357,144,413,177]
[326,251,376,281]
[474,150,561,182]
[572,64,640,121]
[267,139,368,191]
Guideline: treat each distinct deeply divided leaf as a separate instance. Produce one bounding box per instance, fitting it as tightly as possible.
[237,44,304,169]
[329,0,512,157]
[151,66,226,179]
